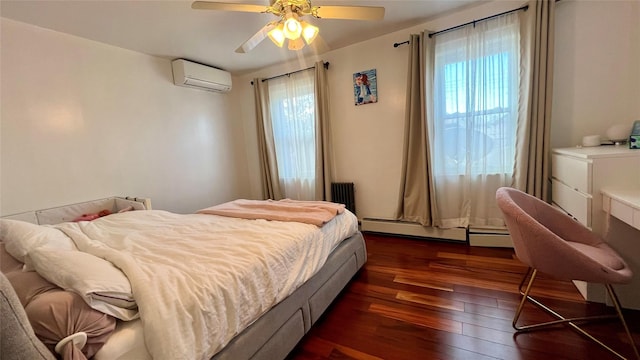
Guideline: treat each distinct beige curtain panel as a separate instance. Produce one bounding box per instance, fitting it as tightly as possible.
[395,32,436,226]
[514,0,556,201]
[253,78,283,200]
[314,61,334,201]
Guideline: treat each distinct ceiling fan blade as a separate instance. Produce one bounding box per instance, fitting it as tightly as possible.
[313,5,385,21]
[235,22,277,53]
[192,1,267,13]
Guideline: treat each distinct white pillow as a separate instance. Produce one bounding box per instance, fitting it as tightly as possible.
[28,248,139,321]
[0,219,77,263]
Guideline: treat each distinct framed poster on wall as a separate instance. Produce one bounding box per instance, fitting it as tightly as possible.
[353,69,377,106]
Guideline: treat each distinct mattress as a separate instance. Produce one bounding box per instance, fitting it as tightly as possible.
[94,211,357,360]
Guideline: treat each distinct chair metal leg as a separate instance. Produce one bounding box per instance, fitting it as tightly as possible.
[513,267,639,360]
[513,268,616,331]
[606,284,640,360]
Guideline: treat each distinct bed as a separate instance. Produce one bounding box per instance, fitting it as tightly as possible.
[1,197,366,360]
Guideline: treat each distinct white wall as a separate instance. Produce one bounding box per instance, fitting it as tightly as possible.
[0,18,251,215]
[551,0,640,148]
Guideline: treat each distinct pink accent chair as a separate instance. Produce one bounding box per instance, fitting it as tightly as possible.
[496,187,639,360]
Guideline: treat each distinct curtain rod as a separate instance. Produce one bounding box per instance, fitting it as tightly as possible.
[428,4,528,38]
[250,61,330,85]
[393,40,410,48]
[393,4,529,47]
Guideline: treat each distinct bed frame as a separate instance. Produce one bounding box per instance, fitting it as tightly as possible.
[1,197,367,360]
[2,196,151,224]
[213,231,366,360]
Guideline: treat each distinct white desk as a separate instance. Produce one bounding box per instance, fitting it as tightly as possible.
[601,188,640,310]
[602,188,640,231]
[551,147,640,307]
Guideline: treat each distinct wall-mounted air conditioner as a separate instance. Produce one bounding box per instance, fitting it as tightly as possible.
[171,59,232,93]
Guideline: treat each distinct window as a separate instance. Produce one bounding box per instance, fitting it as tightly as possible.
[432,20,519,177]
[427,13,521,228]
[267,70,316,199]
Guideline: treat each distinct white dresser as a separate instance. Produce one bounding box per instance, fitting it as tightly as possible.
[551,146,640,309]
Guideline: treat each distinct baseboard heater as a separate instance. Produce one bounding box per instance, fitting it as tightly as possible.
[360,218,466,242]
[468,227,513,248]
[331,182,356,215]
[360,219,513,247]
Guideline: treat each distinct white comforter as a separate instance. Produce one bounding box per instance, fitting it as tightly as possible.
[49,209,358,360]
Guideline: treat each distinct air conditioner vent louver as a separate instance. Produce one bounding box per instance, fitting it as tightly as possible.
[171,59,232,93]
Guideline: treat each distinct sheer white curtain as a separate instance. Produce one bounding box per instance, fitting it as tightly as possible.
[267,70,316,200]
[429,13,520,228]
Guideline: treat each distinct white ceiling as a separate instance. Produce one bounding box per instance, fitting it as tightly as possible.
[0,0,486,74]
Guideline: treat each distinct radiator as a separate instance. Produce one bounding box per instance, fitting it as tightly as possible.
[331,182,356,215]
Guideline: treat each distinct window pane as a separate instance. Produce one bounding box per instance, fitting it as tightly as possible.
[432,20,519,176]
[267,71,316,193]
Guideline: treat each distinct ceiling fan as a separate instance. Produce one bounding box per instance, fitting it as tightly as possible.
[191,0,385,53]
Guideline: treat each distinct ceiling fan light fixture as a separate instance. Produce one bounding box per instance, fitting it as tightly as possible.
[283,14,302,40]
[267,23,286,47]
[300,21,319,45]
[287,37,305,51]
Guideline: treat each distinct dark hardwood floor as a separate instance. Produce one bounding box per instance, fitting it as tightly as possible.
[288,233,640,360]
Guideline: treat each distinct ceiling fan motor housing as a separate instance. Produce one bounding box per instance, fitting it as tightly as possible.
[268,0,314,18]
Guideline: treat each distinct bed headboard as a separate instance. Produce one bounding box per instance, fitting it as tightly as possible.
[2,197,151,225]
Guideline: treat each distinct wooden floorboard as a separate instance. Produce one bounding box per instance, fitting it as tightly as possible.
[288,233,640,360]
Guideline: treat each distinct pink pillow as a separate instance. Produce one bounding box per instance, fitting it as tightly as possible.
[1,244,116,359]
[1,242,23,273]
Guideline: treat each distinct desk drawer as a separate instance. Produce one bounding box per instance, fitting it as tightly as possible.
[552,154,591,194]
[608,198,640,231]
[552,180,591,226]
[611,199,634,227]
